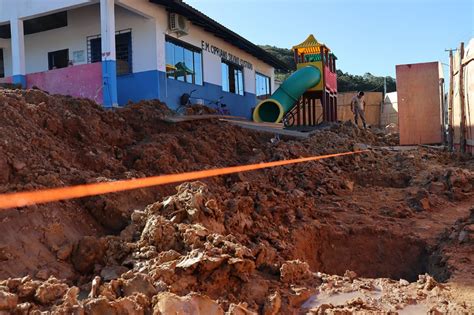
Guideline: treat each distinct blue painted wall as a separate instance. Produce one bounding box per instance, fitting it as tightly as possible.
[12,74,26,88]
[159,71,256,119]
[116,70,257,119]
[117,70,160,104]
[102,60,118,107]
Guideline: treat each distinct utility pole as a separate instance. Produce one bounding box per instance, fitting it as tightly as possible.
[445,48,457,151]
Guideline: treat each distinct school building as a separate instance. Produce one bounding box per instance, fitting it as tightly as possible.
[0,0,288,118]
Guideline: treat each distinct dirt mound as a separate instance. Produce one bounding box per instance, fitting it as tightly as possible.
[0,88,270,280]
[0,182,471,313]
[182,104,218,115]
[0,88,473,313]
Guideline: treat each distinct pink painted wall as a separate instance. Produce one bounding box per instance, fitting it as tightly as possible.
[26,63,103,104]
[0,76,12,84]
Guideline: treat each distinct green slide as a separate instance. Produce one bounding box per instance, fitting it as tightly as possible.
[253,65,321,123]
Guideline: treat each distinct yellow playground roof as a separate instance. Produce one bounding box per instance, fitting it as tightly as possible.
[292,34,329,54]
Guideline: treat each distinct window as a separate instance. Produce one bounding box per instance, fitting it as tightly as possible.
[165,37,203,85]
[0,49,4,78]
[221,60,244,95]
[87,29,132,76]
[89,37,101,63]
[116,32,132,75]
[48,49,69,70]
[256,73,271,100]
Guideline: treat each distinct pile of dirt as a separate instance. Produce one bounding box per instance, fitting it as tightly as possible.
[0,181,472,313]
[180,104,218,115]
[0,88,473,313]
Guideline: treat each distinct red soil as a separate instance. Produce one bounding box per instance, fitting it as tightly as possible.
[0,88,472,314]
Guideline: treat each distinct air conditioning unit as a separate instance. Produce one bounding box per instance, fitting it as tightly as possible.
[168,13,188,37]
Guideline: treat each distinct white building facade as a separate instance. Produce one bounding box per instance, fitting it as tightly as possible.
[0,0,286,118]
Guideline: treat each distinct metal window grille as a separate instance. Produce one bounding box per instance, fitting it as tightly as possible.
[86,29,132,75]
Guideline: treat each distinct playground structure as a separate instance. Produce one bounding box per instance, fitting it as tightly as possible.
[253,35,338,127]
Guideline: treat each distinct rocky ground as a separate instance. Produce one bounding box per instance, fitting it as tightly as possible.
[0,88,473,314]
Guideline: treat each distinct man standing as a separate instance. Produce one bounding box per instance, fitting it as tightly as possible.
[351,91,367,129]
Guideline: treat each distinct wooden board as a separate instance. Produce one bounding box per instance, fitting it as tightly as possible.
[163,114,246,123]
[164,115,311,138]
[336,92,383,127]
[452,40,474,154]
[306,92,383,126]
[396,62,443,145]
[221,119,312,138]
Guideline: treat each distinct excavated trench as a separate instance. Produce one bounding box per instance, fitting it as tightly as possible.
[292,225,450,282]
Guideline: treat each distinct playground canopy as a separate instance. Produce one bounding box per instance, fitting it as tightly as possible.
[292,34,337,60]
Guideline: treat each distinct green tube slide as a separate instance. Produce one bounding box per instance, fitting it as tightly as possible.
[253,65,321,123]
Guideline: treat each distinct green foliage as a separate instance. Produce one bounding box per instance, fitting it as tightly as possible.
[259,45,296,71]
[275,72,291,82]
[337,70,396,93]
[259,45,396,93]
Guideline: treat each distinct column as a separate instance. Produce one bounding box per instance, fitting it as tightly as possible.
[100,0,118,107]
[10,19,26,87]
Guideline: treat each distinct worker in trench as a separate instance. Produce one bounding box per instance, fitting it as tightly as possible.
[351,91,367,129]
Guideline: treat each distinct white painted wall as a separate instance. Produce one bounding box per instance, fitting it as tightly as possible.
[381,92,398,127]
[161,19,274,94]
[5,4,157,74]
[1,0,276,94]
[116,0,275,94]
[0,38,12,76]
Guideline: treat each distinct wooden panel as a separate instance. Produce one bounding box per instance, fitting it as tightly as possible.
[452,40,474,154]
[297,92,383,126]
[335,92,383,127]
[396,62,443,145]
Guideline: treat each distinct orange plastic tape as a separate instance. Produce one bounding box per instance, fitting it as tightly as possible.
[0,150,367,209]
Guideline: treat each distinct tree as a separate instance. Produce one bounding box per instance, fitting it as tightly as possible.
[337,71,396,93]
[259,45,296,71]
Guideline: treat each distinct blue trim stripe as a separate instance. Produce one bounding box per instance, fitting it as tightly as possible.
[102,60,118,107]
[116,69,257,119]
[117,70,160,104]
[157,71,257,119]
[12,74,26,88]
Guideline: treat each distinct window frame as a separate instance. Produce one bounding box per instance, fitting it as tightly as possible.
[165,36,203,86]
[221,59,244,96]
[0,48,4,78]
[48,48,69,70]
[86,29,133,76]
[256,72,271,100]
[115,31,133,75]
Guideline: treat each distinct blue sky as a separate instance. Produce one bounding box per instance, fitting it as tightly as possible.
[185,0,473,77]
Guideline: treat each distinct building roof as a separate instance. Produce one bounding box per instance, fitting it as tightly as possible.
[149,0,290,71]
[292,34,323,50]
[292,34,329,55]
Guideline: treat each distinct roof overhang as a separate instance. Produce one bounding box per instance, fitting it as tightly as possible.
[0,11,68,39]
[149,0,290,71]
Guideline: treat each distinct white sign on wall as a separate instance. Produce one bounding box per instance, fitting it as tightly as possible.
[73,50,85,63]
